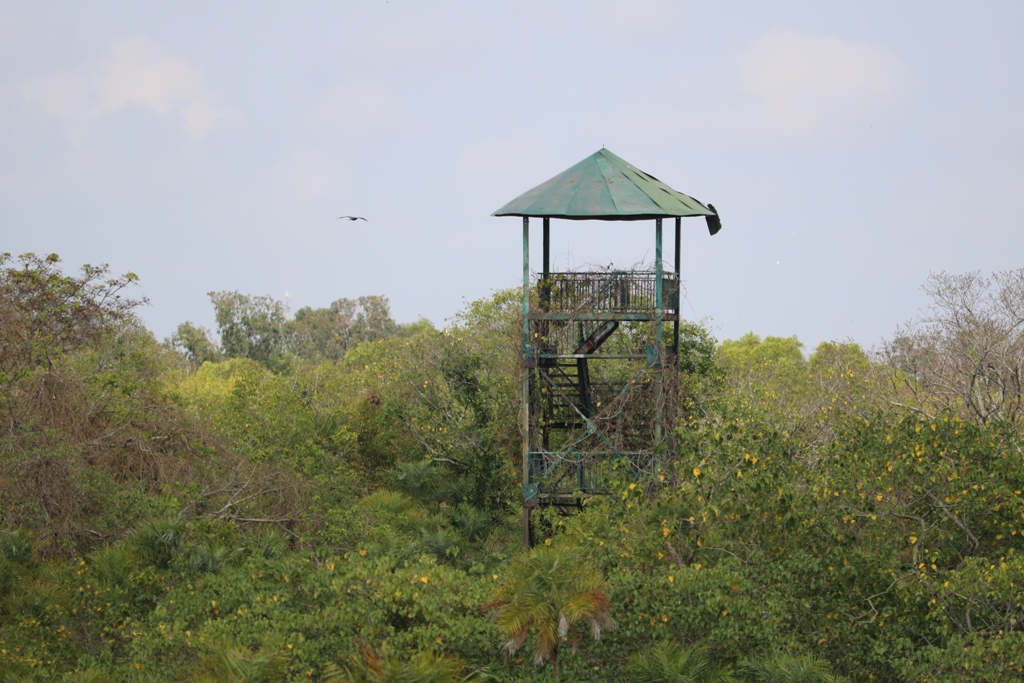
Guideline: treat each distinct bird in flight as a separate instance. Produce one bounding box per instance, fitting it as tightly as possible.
[337,215,367,221]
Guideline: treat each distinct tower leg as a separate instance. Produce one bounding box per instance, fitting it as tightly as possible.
[674,217,681,363]
[654,219,664,444]
[521,217,532,548]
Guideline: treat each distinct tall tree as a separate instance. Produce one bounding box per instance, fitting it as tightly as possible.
[884,269,1024,425]
[208,291,288,366]
[349,295,399,345]
[288,295,398,363]
[166,321,222,368]
[0,252,145,386]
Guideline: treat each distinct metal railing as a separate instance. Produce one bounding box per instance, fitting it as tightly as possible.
[528,450,658,496]
[535,271,679,315]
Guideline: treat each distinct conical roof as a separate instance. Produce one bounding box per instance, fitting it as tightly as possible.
[492,148,719,225]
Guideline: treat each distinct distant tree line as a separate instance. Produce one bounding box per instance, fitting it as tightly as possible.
[167,292,425,369]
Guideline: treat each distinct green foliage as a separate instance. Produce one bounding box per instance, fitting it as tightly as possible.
[395,460,444,503]
[193,643,289,683]
[676,322,720,380]
[172,357,359,519]
[0,255,247,557]
[625,641,734,683]
[6,260,1024,682]
[64,668,110,683]
[185,536,242,575]
[132,515,185,570]
[0,557,15,605]
[130,515,254,579]
[718,332,805,370]
[883,268,1024,426]
[253,528,288,560]
[88,546,140,588]
[447,505,491,543]
[209,291,289,368]
[334,292,519,512]
[111,547,501,680]
[289,295,399,363]
[198,291,403,369]
[675,321,723,419]
[738,654,848,683]
[0,531,36,569]
[715,333,810,433]
[490,544,613,678]
[166,321,222,368]
[892,551,1024,680]
[0,251,145,387]
[328,641,486,683]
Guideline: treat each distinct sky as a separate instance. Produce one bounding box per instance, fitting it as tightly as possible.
[2,1,1023,351]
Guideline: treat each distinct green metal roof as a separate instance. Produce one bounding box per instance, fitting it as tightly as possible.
[492,149,721,232]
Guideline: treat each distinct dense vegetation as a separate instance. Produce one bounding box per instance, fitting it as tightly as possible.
[2,252,1024,682]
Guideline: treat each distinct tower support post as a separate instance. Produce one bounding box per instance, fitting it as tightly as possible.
[522,217,532,548]
[542,217,550,305]
[673,217,681,360]
[654,219,664,446]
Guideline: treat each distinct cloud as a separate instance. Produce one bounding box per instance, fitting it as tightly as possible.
[460,135,552,192]
[21,37,239,139]
[597,31,907,147]
[304,80,404,139]
[737,31,906,133]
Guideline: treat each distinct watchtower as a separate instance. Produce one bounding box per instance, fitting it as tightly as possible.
[492,149,721,547]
